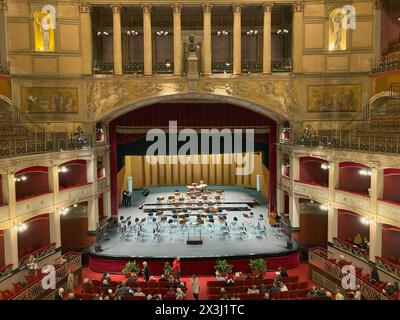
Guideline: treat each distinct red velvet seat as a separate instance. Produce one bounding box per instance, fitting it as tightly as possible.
[280,291,289,299]
[270,292,280,299]
[289,290,299,299]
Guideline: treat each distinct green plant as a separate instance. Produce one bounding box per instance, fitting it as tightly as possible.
[214,259,233,274]
[122,261,140,275]
[164,262,173,276]
[249,258,266,277]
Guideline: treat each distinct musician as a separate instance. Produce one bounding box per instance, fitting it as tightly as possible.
[142,261,150,282]
[172,257,181,281]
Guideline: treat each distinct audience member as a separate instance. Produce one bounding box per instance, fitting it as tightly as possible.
[142,261,150,282]
[67,271,75,292]
[215,271,226,281]
[248,285,260,294]
[55,288,64,300]
[172,257,181,281]
[159,274,168,282]
[127,273,138,283]
[335,289,345,300]
[133,287,145,297]
[383,281,399,295]
[262,293,270,300]
[190,274,200,300]
[279,282,288,292]
[278,266,288,278]
[101,279,109,295]
[176,287,186,299]
[231,293,240,300]
[353,285,361,300]
[82,278,92,292]
[101,272,111,283]
[67,293,76,300]
[370,265,380,284]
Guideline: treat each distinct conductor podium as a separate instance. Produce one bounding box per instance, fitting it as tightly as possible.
[187,225,203,245]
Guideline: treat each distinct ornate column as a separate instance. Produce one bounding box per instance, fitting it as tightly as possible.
[4,227,19,270]
[370,166,383,214]
[327,207,338,243]
[373,1,383,68]
[0,0,8,71]
[369,220,382,262]
[172,4,182,76]
[48,166,61,248]
[80,3,93,75]
[2,173,16,220]
[262,2,273,74]
[289,195,300,228]
[232,4,241,75]
[202,4,212,75]
[143,5,153,76]
[87,197,99,232]
[112,4,122,75]
[292,2,304,73]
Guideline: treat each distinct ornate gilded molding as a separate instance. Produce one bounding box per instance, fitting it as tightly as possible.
[80,3,91,14]
[172,3,182,15]
[111,4,121,15]
[263,2,273,12]
[373,0,383,10]
[0,0,6,11]
[142,4,152,14]
[202,3,212,14]
[232,4,241,14]
[292,1,304,13]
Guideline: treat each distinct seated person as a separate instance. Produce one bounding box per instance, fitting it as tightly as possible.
[247,285,260,294]
[361,237,369,250]
[353,233,363,246]
[166,287,176,299]
[307,286,318,296]
[370,265,380,284]
[101,279,110,295]
[235,271,246,281]
[127,273,138,283]
[259,284,268,294]
[230,294,240,300]
[220,294,229,300]
[168,275,179,287]
[220,287,227,295]
[153,294,163,300]
[133,287,146,297]
[279,266,288,278]
[82,278,92,293]
[316,287,327,296]
[270,283,281,293]
[176,288,186,299]
[67,293,76,300]
[262,293,270,300]
[279,282,288,292]
[383,282,399,296]
[115,281,128,297]
[101,272,111,283]
[158,274,168,282]
[215,271,227,281]
[226,274,235,287]
[177,281,187,291]
[335,289,345,300]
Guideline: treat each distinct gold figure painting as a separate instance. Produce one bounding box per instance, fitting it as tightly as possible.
[34,5,56,52]
[21,87,78,113]
[307,84,362,113]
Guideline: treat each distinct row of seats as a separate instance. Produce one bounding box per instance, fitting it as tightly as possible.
[206,276,300,288]
[207,282,308,295]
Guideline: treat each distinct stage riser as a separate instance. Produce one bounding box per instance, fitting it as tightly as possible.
[88,252,300,276]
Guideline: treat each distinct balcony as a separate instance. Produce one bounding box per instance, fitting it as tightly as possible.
[153,62,174,75]
[375,256,400,280]
[0,204,9,223]
[377,199,400,224]
[241,61,262,74]
[212,62,233,74]
[123,62,144,75]
[59,183,94,203]
[18,242,57,269]
[93,60,114,74]
[272,58,292,73]
[15,192,53,217]
[280,175,291,191]
[293,181,328,201]
[332,237,369,262]
[0,264,13,282]
[334,189,370,212]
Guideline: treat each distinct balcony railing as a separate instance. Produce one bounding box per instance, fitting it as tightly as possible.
[0,264,13,282]
[309,247,388,300]
[241,61,262,74]
[153,62,174,74]
[373,58,400,73]
[212,62,233,74]
[0,132,92,159]
[332,237,369,262]
[375,256,400,279]
[0,66,9,75]
[19,243,57,269]
[12,252,82,300]
[123,62,144,74]
[93,60,114,74]
[272,58,292,72]
[294,133,400,155]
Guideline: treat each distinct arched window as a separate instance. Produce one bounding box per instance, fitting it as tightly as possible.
[328,8,347,51]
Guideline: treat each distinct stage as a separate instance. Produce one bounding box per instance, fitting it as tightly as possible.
[89,186,299,275]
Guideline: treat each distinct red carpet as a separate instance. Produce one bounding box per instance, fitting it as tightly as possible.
[80,262,311,300]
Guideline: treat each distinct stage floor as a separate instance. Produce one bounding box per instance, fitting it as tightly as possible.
[92,186,297,259]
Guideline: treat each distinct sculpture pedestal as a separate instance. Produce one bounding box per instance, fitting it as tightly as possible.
[186,52,199,80]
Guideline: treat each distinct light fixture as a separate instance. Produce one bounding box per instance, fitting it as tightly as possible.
[321,163,330,170]
[359,169,371,176]
[277,28,289,35]
[59,207,70,216]
[127,30,139,36]
[165,59,171,68]
[14,175,27,182]
[15,222,27,232]
[319,204,328,211]
[58,166,68,173]
[97,31,109,36]
[246,29,258,36]
[73,203,78,208]
[361,217,370,225]
[217,30,229,36]
[157,30,169,36]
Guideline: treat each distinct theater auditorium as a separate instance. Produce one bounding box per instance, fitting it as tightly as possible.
[0,0,399,302]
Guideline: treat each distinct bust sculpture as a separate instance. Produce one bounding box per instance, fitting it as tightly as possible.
[187,34,198,53]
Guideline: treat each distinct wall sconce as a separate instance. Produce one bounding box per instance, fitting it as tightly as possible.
[361,217,370,225]
[359,169,371,176]
[14,175,27,182]
[217,30,229,36]
[58,166,68,173]
[156,30,169,36]
[15,222,28,232]
[58,207,69,216]
[277,29,289,34]
[97,31,109,36]
[246,29,258,36]
[319,204,328,211]
[320,163,330,170]
[127,30,139,36]
[165,59,171,68]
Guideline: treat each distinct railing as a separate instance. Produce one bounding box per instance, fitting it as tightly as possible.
[332,237,369,262]
[93,60,114,74]
[241,61,262,74]
[0,264,13,281]
[153,62,174,74]
[12,252,82,300]
[123,62,144,74]
[309,247,388,300]
[212,62,233,74]
[0,132,92,159]
[373,58,400,73]
[0,67,9,75]
[294,133,400,155]
[272,58,292,73]
[375,256,400,280]
[19,243,57,269]
[0,95,45,134]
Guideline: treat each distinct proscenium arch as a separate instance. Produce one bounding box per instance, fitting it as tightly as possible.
[97,92,290,124]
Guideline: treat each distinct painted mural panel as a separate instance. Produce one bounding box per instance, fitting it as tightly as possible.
[307,84,362,112]
[21,87,78,113]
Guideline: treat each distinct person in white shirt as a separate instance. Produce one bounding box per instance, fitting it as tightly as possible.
[279,283,288,292]
[335,289,345,300]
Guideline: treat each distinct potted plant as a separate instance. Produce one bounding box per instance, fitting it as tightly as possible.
[249,258,266,279]
[215,259,233,277]
[122,260,140,278]
[164,262,173,277]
